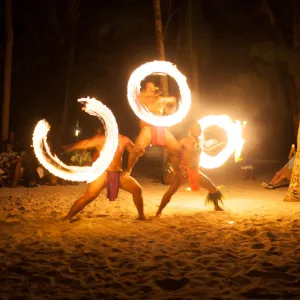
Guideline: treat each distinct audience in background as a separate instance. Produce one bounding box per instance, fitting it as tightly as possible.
[261,144,296,189]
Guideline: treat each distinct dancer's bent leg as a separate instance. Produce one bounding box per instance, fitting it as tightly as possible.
[156,173,185,216]
[120,175,146,220]
[64,173,107,220]
[127,127,151,174]
[199,171,223,211]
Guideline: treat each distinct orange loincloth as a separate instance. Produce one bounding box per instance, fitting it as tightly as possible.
[180,164,201,191]
[151,126,166,146]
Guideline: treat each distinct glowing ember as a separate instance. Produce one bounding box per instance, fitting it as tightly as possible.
[228,221,234,224]
[127,60,191,127]
[186,187,191,191]
[198,115,246,169]
[32,97,119,183]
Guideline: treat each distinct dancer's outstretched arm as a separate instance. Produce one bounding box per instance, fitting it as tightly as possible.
[63,135,104,153]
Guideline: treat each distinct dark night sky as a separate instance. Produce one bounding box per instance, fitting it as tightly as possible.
[0,0,296,159]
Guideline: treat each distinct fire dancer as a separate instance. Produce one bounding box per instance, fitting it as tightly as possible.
[126,82,182,174]
[63,131,146,221]
[156,121,225,216]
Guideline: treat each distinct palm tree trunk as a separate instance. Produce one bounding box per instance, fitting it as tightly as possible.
[188,0,200,96]
[2,0,13,144]
[60,41,75,141]
[59,0,80,142]
[284,122,300,202]
[153,0,169,96]
[260,0,299,137]
[292,0,300,136]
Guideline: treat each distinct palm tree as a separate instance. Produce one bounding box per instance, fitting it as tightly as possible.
[153,0,169,96]
[259,0,299,137]
[188,0,200,96]
[2,0,13,145]
[60,0,81,142]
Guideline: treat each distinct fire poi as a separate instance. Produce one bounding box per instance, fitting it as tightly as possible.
[198,115,246,169]
[32,97,119,183]
[127,60,191,127]
[125,61,191,176]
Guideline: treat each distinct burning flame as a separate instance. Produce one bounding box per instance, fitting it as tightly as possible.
[198,115,246,169]
[32,97,119,183]
[127,60,191,127]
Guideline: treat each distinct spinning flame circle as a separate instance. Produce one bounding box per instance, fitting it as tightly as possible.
[127,60,191,127]
[32,97,119,183]
[198,115,246,169]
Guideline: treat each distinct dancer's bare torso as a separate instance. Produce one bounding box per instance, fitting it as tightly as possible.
[179,137,201,169]
[138,91,177,127]
[94,134,133,172]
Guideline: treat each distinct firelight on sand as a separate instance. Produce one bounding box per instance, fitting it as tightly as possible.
[198,115,246,169]
[127,60,191,127]
[32,97,119,183]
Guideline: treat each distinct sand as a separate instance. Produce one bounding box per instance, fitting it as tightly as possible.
[1,160,300,300]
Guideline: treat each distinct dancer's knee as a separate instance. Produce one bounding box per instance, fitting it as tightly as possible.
[83,192,98,203]
[133,144,146,157]
[132,185,142,198]
[168,150,182,168]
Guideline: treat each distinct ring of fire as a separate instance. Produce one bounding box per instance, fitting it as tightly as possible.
[198,115,245,169]
[32,97,119,183]
[127,60,191,127]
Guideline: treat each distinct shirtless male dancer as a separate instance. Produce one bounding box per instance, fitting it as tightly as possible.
[63,131,146,221]
[126,82,182,174]
[156,121,225,216]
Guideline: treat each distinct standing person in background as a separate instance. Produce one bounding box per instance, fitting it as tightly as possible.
[238,122,255,180]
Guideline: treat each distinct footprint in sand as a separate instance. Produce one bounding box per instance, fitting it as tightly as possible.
[154,255,169,261]
[177,227,187,234]
[241,287,294,299]
[246,269,298,281]
[233,275,251,285]
[243,229,258,237]
[139,285,153,294]
[174,260,186,267]
[95,214,109,218]
[266,231,277,240]
[154,277,189,291]
[251,243,265,249]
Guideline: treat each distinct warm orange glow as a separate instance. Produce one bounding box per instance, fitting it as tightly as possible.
[198,115,246,169]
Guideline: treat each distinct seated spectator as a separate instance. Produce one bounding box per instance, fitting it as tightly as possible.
[261,145,296,189]
[20,146,39,188]
[0,140,23,187]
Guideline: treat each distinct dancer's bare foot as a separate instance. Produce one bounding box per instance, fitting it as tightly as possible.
[214,205,224,211]
[206,190,224,211]
[137,215,147,221]
[155,210,161,217]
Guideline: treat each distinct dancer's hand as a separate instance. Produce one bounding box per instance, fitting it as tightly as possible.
[121,170,130,177]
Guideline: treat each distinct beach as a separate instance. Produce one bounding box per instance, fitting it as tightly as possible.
[1,160,300,300]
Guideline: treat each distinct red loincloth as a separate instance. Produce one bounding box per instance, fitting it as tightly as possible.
[180,164,201,191]
[151,126,166,146]
[106,171,121,201]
